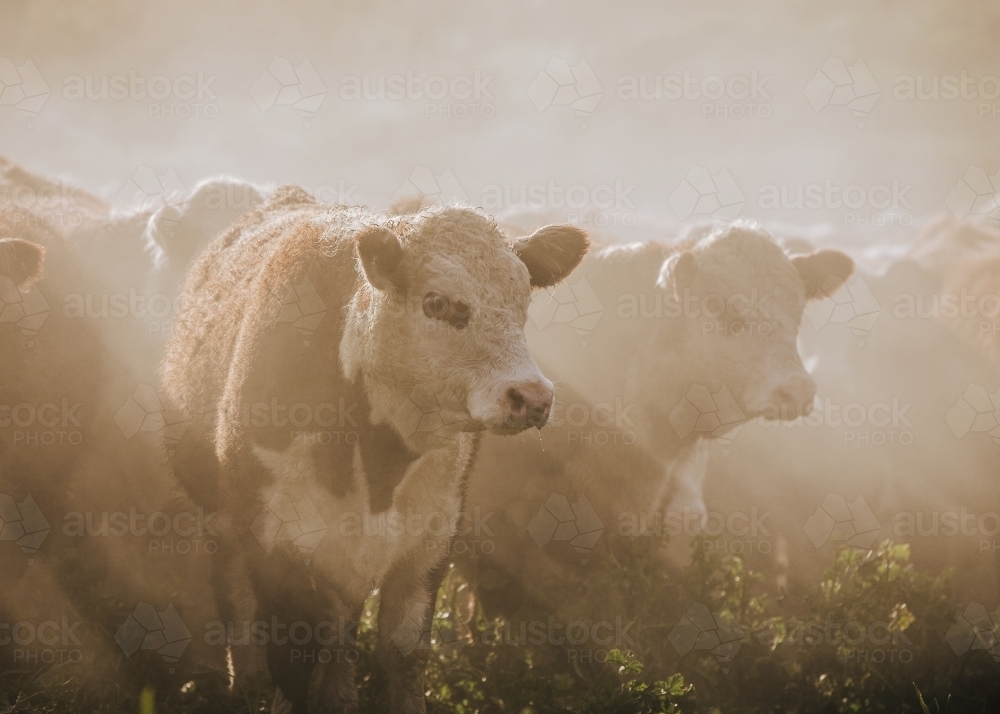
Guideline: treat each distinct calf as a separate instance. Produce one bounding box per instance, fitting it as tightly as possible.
[161,186,587,713]
[462,220,853,616]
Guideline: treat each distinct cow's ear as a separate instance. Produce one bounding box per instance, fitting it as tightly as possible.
[513,225,589,288]
[792,249,854,301]
[356,226,407,292]
[656,250,698,299]
[0,239,45,288]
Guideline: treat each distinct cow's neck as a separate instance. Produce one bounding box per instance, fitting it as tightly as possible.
[624,330,702,460]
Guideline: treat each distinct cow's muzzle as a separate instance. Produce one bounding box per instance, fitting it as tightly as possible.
[500,382,554,431]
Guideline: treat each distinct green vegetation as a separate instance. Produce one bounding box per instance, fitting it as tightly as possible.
[2,541,998,713]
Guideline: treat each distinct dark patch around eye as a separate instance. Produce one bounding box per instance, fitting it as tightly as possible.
[423,292,470,329]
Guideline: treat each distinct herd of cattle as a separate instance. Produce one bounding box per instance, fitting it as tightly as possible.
[2,156,998,713]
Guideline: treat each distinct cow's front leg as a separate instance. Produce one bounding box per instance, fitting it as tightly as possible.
[314,595,362,714]
[376,559,447,714]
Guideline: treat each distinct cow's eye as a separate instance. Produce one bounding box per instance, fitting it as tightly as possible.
[451,300,471,321]
[423,292,450,319]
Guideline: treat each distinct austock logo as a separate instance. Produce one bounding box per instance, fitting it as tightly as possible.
[527,493,604,564]
[115,384,190,455]
[1,616,84,665]
[391,166,468,209]
[618,506,773,557]
[0,399,85,447]
[758,396,914,448]
[668,602,747,673]
[946,166,1000,224]
[527,57,603,128]
[390,600,470,668]
[115,602,191,673]
[481,179,636,228]
[758,616,914,663]
[947,385,1000,449]
[205,616,360,665]
[63,506,218,556]
[339,69,495,119]
[62,69,218,119]
[113,165,187,214]
[251,491,329,564]
[0,274,50,346]
[804,494,881,549]
[251,57,326,128]
[616,68,772,119]
[527,275,604,347]
[669,384,745,455]
[392,385,472,446]
[803,274,881,347]
[277,276,326,346]
[804,56,880,128]
[0,494,50,563]
[757,179,913,228]
[547,398,637,447]
[0,57,49,128]
[484,615,637,664]
[668,166,745,222]
[947,603,1000,663]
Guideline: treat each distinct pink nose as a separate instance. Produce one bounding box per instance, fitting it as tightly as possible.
[768,375,817,419]
[504,383,554,429]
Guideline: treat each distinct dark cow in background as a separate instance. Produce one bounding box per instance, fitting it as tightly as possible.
[0,157,157,677]
[161,186,588,713]
[0,158,265,682]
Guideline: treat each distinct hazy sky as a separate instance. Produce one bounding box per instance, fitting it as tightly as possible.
[3,0,999,243]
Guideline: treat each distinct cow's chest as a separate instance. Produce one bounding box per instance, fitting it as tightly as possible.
[252,438,465,607]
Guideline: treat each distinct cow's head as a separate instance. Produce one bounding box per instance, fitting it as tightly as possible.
[655,222,853,421]
[342,206,588,447]
[144,177,267,296]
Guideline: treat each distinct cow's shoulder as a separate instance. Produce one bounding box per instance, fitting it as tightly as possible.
[164,192,368,419]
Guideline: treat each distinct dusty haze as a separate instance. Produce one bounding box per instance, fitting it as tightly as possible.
[2,0,1000,709]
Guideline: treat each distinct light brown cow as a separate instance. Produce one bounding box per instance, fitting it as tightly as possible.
[161,186,588,713]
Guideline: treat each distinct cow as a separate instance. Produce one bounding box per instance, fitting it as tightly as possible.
[160,186,589,713]
[143,175,267,298]
[701,217,1000,606]
[459,220,854,621]
[0,159,263,685]
[908,217,1000,366]
[0,158,181,681]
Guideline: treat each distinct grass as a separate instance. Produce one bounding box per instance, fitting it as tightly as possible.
[2,541,999,713]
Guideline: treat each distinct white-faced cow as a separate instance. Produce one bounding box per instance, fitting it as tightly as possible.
[161,186,588,713]
[461,220,853,617]
[703,217,1000,606]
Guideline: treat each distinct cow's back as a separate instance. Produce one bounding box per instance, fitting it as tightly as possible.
[163,188,362,431]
